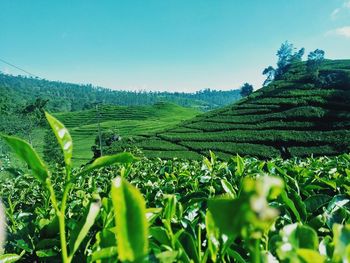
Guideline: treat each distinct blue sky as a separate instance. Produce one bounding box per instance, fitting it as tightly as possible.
[0,0,349,92]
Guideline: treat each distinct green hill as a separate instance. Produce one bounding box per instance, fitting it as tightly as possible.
[53,102,199,165]
[0,73,241,112]
[107,59,350,159]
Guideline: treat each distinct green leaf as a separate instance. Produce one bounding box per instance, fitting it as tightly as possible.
[45,112,73,168]
[163,195,177,223]
[69,199,101,258]
[208,197,248,239]
[1,135,48,183]
[332,224,350,262]
[325,195,350,228]
[277,223,319,260]
[111,177,148,262]
[91,246,118,261]
[235,154,245,176]
[80,153,136,175]
[0,251,25,262]
[281,190,301,222]
[221,179,236,198]
[177,231,200,263]
[304,194,332,213]
[36,249,58,258]
[150,227,171,247]
[297,249,325,263]
[206,210,219,262]
[155,251,178,263]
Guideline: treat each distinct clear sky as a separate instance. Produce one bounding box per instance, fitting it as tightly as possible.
[0,0,349,92]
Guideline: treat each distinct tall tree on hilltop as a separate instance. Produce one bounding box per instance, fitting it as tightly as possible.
[240,83,254,97]
[307,49,325,80]
[263,41,305,85]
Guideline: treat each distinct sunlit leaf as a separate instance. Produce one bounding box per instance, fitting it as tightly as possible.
[111,177,148,262]
[69,198,101,258]
[206,210,219,262]
[80,153,136,175]
[332,224,350,262]
[45,112,73,168]
[1,135,48,182]
[221,179,236,198]
[91,246,118,261]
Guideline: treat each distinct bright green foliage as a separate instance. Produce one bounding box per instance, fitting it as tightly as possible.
[111,177,148,262]
[1,113,136,263]
[1,114,350,262]
[0,135,49,183]
[107,59,350,160]
[45,112,73,168]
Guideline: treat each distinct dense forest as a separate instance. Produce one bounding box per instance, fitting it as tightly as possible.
[0,73,241,113]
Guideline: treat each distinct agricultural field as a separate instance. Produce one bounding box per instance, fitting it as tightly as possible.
[108,60,350,160]
[0,114,349,262]
[51,102,199,166]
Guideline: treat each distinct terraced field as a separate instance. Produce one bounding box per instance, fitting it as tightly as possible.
[108,59,350,159]
[53,102,199,165]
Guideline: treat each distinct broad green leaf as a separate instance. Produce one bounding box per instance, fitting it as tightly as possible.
[208,197,248,238]
[277,223,319,260]
[45,112,73,168]
[0,250,25,262]
[1,135,48,182]
[281,190,301,222]
[177,231,200,263]
[111,177,148,262]
[289,189,307,221]
[325,195,350,228]
[206,210,219,262]
[226,249,247,263]
[332,224,350,262]
[155,251,178,263]
[80,153,136,175]
[221,179,236,198]
[69,199,101,258]
[297,249,325,263]
[91,246,118,261]
[150,227,171,247]
[304,194,332,213]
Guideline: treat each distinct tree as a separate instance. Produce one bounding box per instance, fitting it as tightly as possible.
[274,41,305,79]
[91,129,121,158]
[240,83,254,97]
[262,66,276,86]
[307,49,325,75]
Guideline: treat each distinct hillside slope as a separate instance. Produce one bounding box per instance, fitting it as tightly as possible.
[53,102,199,165]
[0,73,240,112]
[108,59,350,159]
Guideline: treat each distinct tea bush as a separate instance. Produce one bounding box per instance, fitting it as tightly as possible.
[0,113,349,262]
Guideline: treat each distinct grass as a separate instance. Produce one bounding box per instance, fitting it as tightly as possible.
[107,59,350,160]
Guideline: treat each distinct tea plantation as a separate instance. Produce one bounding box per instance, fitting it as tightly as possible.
[52,102,199,165]
[1,113,349,262]
[108,60,350,159]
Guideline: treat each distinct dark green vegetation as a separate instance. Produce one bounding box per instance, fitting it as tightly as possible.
[108,59,350,160]
[0,73,240,112]
[1,114,349,262]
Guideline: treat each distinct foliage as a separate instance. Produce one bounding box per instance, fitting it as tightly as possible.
[240,83,254,97]
[1,113,350,262]
[110,59,350,160]
[0,73,241,112]
[307,49,326,80]
[1,113,136,262]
